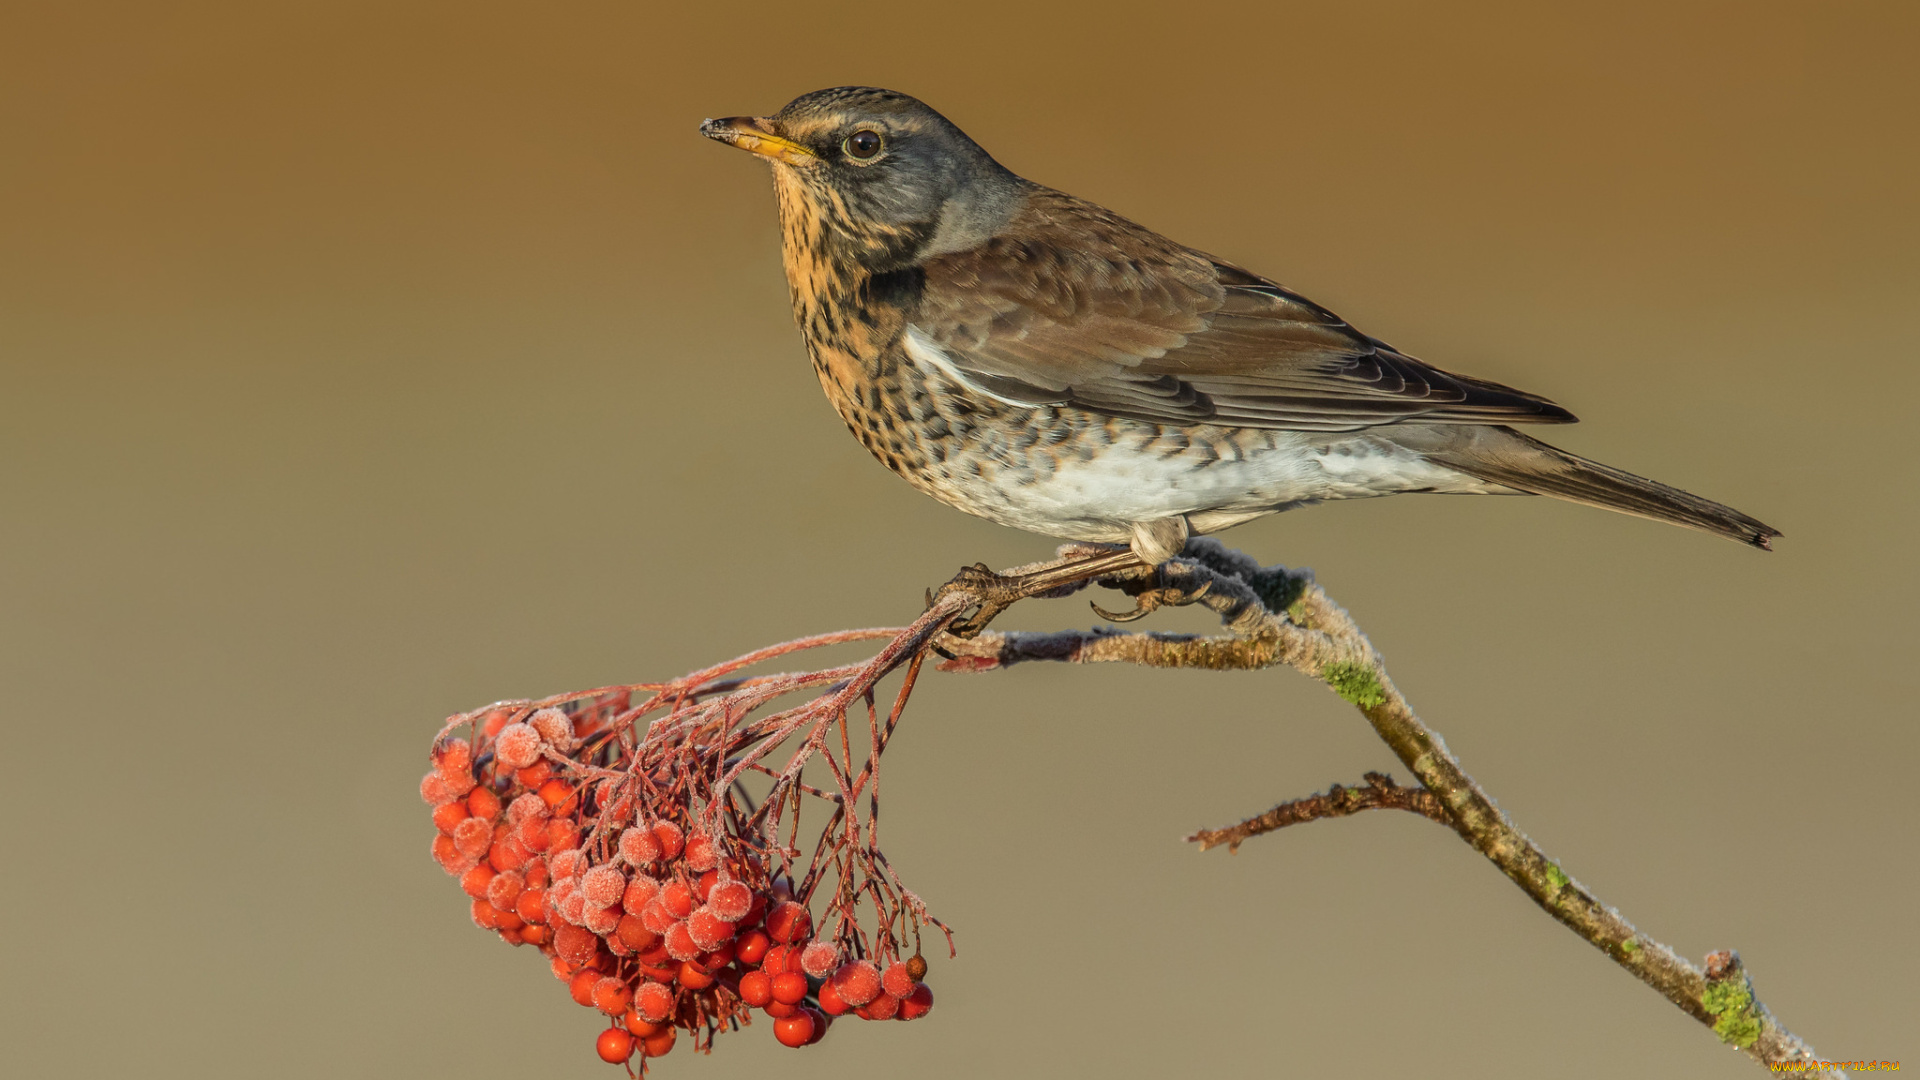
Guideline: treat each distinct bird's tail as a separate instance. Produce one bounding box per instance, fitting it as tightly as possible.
[1411,425,1781,549]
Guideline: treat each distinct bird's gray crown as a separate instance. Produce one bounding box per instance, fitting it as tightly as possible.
[768,87,1027,269]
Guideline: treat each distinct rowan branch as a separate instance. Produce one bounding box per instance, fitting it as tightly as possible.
[1186,771,1454,852]
[934,538,1839,1077]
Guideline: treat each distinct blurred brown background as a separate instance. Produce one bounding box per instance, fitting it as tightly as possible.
[3,1,1914,1076]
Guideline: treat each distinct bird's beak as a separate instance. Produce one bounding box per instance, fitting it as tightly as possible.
[700,116,817,166]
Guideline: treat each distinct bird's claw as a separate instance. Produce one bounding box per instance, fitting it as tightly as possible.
[1090,576,1213,624]
[930,563,1026,639]
[1089,599,1154,623]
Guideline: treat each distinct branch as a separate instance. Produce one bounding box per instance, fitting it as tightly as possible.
[936,538,1838,1077]
[1186,771,1454,852]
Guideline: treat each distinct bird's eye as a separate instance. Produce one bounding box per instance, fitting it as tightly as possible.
[843,130,883,160]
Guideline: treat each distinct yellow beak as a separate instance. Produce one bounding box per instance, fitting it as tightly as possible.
[700,116,817,166]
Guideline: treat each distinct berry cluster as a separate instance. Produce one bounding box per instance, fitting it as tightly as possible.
[423,618,955,1073]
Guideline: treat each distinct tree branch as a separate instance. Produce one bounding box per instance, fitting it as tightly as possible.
[1186,771,1455,852]
[935,538,1839,1077]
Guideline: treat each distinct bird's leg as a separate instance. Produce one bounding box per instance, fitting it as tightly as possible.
[1089,558,1216,624]
[932,550,1147,638]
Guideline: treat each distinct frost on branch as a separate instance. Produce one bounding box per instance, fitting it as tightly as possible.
[421,609,958,1071]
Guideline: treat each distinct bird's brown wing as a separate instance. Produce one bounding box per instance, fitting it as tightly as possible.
[910,189,1575,432]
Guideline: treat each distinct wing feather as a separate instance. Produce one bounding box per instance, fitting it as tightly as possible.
[911,188,1575,432]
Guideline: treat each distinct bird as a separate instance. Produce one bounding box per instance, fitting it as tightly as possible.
[700,87,1778,630]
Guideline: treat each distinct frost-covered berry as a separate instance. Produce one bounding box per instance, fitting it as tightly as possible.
[529,707,577,751]
[580,864,626,908]
[799,941,840,978]
[493,723,542,770]
[633,981,674,1024]
[830,960,880,1007]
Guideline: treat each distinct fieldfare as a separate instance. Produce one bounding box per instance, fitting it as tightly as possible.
[702,87,1777,628]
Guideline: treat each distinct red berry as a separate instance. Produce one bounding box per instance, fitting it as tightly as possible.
[684,833,718,871]
[431,801,469,835]
[773,1011,815,1048]
[817,978,850,1015]
[430,833,467,874]
[697,941,735,971]
[569,967,601,1007]
[641,898,677,937]
[641,1026,677,1058]
[506,792,548,824]
[765,901,812,944]
[529,707,575,749]
[583,903,621,936]
[420,771,457,807]
[470,898,502,930]
[881,963,914,999]
[452,816,493,860]
[493,723,541,769]
[687,907,736,951]
[622,874,661,914]
[595,1026,634,1063]
[515,887,548,926]
[537,779,575,810]
[741,890,769,927]
[515,760,553,789]
[433,737,473,782]
[771,971,809,1006]
[517,816,551,853]
[661,880,695,919]
[623,1010,665,1038]
[677,961,714,990]
[763,999,797,1018]
[465,785,501,821]
[580,865,626,908]
[548,849,588,880]
[615,915,658,952]
[830,960,880,1007]
[664,921,700,961]
[618,827,661,865]
[805,1006,830,1045]
[459,862,496,901]
[633,981,674,1023]
[708,879,752,921]
[898,982,933,1020]
[554,923,600,968]
[738,970,774,1007]
[799,941,839,978]
[760,943,792,974]
[651,821,685,859]
[592,976,632,1016]
[487,832,530,873]
[545,819,581,853]
[486,871,524,912]
[735,929,771,966]
[857,991,899,1021]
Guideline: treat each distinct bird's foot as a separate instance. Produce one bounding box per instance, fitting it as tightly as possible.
[930,549,1150,638]
[929,563,1029,639]
[1089,563,1214,624]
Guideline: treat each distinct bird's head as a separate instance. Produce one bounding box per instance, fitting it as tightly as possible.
[701,87,1023,273]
